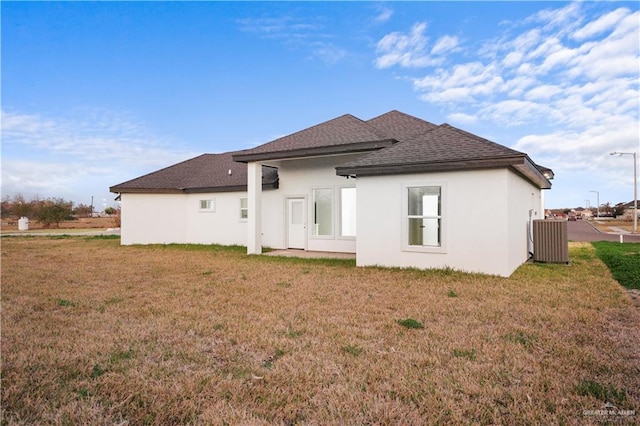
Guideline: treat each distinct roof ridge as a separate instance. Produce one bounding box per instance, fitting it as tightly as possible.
[355,114,391,139]
[233,112,396,161]
[261,113,363,146]
[366,110,438,142]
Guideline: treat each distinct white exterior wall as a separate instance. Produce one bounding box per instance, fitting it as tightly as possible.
[120,193,189,245]
[185,192,249,246]
[506,171,543,273]
[120,192,250,246]
[356,168,540,277]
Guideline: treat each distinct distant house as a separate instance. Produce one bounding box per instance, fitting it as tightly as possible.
[577,207,593,219]
[616,200,639,220]
[111,110,553,277]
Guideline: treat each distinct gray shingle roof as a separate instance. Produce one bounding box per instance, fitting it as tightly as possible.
[366,110,438,142]
[340,124,523,168]
[232,114,395,162]
[110,152,278,194]
[111,110,552,193]
[336,123,552,189]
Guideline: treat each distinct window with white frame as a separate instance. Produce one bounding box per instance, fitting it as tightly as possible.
[312,188,333,236]
[240,198,248,220]
[199,199,216,212]
[340,187,356,238]
[407,186,441,247]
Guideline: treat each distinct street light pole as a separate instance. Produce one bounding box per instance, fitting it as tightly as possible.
[589,190,600,218]
[611,151,638,233]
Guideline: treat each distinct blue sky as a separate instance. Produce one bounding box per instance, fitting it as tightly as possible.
[2,1,638,210]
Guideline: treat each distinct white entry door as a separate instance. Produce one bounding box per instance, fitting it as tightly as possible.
[287,198,306,249]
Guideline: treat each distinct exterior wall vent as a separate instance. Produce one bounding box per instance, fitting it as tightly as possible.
[533,220,569,264]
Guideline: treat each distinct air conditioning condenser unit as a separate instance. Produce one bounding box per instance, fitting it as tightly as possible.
[533,220,569,264]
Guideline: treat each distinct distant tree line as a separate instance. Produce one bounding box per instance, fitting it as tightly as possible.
[1,195,94,228]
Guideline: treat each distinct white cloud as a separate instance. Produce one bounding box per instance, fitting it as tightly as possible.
[237,15,347,65]
[373,7,393,24]
[529,2,582,35]
[236,16,321,36]
[512,29,542,54]
[373,22,462,69]
[1,108,197,202]
[524,84,563,101]
[513,117,639,183]
[2,161,80,198]
[526,36,563,62]
[568,14,640,79]
[502,51,523,68]
[2,109,193,167]
[375,22,447,68]
[479,99,556,126]
[431,35,459,55]
[447,112,478,125]
[420,87,473,104]
[413,62,506,104]
[383,2,638,143]
[504,75,537,97]
[309,42,347,65]
[571,7,630,40]
[538,45,578,73]
[374,22,460,69]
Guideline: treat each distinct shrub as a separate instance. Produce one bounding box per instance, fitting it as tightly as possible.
[34,198,73,228]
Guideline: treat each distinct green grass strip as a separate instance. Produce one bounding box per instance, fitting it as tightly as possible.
[591,242,640,289]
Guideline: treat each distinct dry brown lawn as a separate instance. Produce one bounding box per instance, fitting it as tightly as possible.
[1,237,639,425]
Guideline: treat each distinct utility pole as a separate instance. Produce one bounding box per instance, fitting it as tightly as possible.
[589,190,600,218]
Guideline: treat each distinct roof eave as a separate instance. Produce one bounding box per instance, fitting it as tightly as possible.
[336,156,526,177]
[336,156,552,189]
[109,187,185,194]
[182,181,279,193]
[110,180,279,195]
[232,139,396,163]
[512,158,552,189]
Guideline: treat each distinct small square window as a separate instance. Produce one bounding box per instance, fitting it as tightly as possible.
[199,199,215,212]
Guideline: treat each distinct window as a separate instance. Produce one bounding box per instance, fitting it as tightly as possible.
[240,198,248,220]
[340,187,356,237]
[312,188,333,236]
[199,199,215,212]
[407,186,441,247]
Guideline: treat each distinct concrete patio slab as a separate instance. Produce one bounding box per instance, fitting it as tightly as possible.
[263,249,355,260]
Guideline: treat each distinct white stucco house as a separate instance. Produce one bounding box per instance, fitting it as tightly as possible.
[110,110,553,277]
